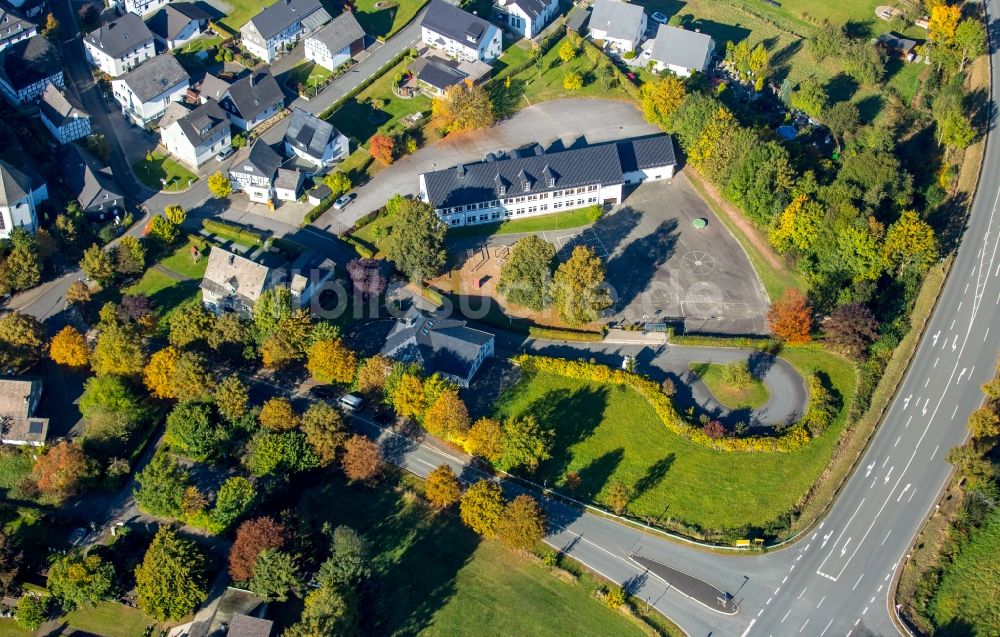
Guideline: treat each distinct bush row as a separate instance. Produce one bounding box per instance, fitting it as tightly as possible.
[201,219,269,248]
[513,354,812,453]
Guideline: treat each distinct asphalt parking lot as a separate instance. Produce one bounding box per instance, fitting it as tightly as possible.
[469,174,770,335]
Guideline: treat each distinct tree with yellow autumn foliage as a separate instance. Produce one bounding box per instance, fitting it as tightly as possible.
[49,326,90,367]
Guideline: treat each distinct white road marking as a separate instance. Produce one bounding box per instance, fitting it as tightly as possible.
[841,537,852,556]
[987,327,991,341]
[781,609,791,623]
[757,608,764,617]
[774,587,780,595]
[820,619,833,636]
[782,576,787,584]
[897,484,911,502]
[852,573,864,590]
[739,619,756,637]
[797,587,807,599]
[877,584,884,593]
[950,319,957,330]
[863,606,869,614]
[934,357,939,367]
[965,283,970,293]
[882,457,890,468]
[906,415,913,427]
[931,444,940,459]
[882,529,892,546]
[952,405,959,419]
[909,488,917,502]
[884,466,894,483]
[766,597,772,605]
[816,596,825,608]
[894,435,901,447]
[799,619,810,633]
[925,377,930,388]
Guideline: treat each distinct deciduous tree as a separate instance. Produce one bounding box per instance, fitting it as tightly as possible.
[640,76,686,130]
[967,407,1000,440]
[496,494,546,551]
[47,552,114,609]
[66,281,92,306]
[497,235,555,311]
[425,464,461,509]
[342,434,382,482]
[168,301,215,348]
[79,244,114,284]
[307,339,357,385]
[369,134,394,166]
[431,83,496,132]
[0,312,45,370]
[135,527,208,621]
[954,18,986,71]
[144,346,180,399]
[558,40,576,63]
[145,215,179,245]
[347,258,387,298]
[215,375,249,422]
[211,476,255,532]
[50,326,90,367]
[134,451,190,517]
[385,196,447,281]
[323,171,351,198]
[113,236,145,275]
[172,350,215,399]
[883,210,938,274]
[823,303,879,360]
[465,417,503,461]
[316,526,370,587]
[498,415,552,472]
[769,194,824,254]
[259,397,299,431]
[207,171,232,198]
[928,4,961,44]
[164,401,220,461]
[389,372,425,419]
[32,442,94,503]
[284,583,358,637]
[357,354,392,393]
[91,324,146,377]
[423,390,470,440]
[229,517,287,582]
[244,430,318,477]
[790,78,826,119]
[249,549,301,602]
[460,479,504,536]
[767,289,813,344]
[301,401,347,466]
[15,595,46,631]
[164,205,186,226]
[552,245,612,326]
[562,72,583,91]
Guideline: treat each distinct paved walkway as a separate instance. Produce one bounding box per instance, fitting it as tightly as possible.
[629,553,739,615]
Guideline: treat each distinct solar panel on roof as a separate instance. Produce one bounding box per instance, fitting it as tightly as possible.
[27,420,43,435]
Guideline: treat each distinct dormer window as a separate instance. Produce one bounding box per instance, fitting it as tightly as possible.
[523,181,531,191]
[497,185,506,195]
[547,178,555,187]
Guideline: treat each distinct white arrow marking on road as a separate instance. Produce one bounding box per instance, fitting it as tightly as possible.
[952,334,958,351]
[841,537,852,556]
[821,532,832,548]
[884,466,894,483]
[923,399,930,415]
[958,367,967,383]
[932,330,940,346]
[903,394,912,409]
[865,462,875,477]
[897,484,911,502]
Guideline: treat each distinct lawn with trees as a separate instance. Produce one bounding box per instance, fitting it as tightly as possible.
[689,361,770,410]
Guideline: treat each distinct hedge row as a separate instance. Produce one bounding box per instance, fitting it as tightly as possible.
[513,354,812,453]
[201,218,269,247]
[668,331,779,350]
[318,47,417,121]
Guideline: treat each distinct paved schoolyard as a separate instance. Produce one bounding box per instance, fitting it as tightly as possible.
[450,173,771,336]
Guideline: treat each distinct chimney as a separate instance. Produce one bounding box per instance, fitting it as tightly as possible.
[456,164,465,177]
[250,73,255,87]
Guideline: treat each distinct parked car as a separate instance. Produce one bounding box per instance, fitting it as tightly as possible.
[217,147,236,161]
[309,385,337,400]
[651,11,668,24]
[338,394,364,412]
[333,193,355,210]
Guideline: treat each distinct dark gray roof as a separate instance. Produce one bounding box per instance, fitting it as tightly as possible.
[617,136,676,173]
[38,84,89,128]
[308,10,364,53]
[589,0,644,41]
[0,35,62,90]
[175,98,229,146]
[878,32,916,52]
[61,144,125,211]
[226,614,272,637]
[422,0,491,47]
[650,24,714,71]
[0,5,36,44]
[410,56,466,91]
[565,6,590,32]
[146,2,210,40]
[503,0,548,20]
[0,160,36,206]
[85,13,154,58]
[248,0,328,40]
[231,139,282,179]
[115,53,188,102]
[284,107,339,158]
[274,167,302,190]
[223,69,283,121]
[381,307,493,381]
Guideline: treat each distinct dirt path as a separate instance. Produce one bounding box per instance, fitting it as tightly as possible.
[681,170,786,274]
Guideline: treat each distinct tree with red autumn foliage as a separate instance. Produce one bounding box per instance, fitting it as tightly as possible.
[767,289,813,344]
[702,420,725,440]
[32,442,95,503]
[369,134,394,166]
[342,435,382,482]
[228,517,288,582]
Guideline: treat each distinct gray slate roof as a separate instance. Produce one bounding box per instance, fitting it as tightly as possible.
[226,614,273,637]
[650,24,714,70]
[85,13,154,58]
[223,69,283,121]
[198,73,231,101]
[0,35,62,90]
[0,376,48,445]
[146,2,210,40]
[423,136,676,209]
[589,0,644,41]
[274,167,302,190]
[201,247,272,306]
[381,307,493,381]
[501,0,549,20]
[284,107,339,159]
[410,56,466,91]
[0,5,36,44]
[116,53,188,102]
[231,139,282,179]
[422,0,490,46]
[878,32,916,53]
[565,6,590,32]
[0,160,36,206]
[174,98,229,147]
[38,84,89,128]
[61,144,124,211]
[309,10,364,53]
[248,0,329,40]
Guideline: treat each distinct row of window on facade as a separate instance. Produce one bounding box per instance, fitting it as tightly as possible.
[439,185,600,215]
[445,196,599,225]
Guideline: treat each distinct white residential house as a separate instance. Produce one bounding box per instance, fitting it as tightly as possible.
[0,160,47,239]
[38,84,91,144]
[83,13,155,77]
[111,53,189,125]
[493,0,559,39]
[218,69,284,131]
[304,11,364,72]
[200,247,275,317]
[61,144,125,221]
[648,25,714,77]
[421,0,501,63]
[283,107,348,172]
[146,2,212,49]
[228,139,282,203]
[0,35,63,105]
[588,0,646,53]
[159,99,231,169]
[0,4,37,52]
[240,0,331,63]
[418,136,676,227]
[274,168,303,201]
[0,377,49,446]
[124,0,169,17]
[381,307,494,387]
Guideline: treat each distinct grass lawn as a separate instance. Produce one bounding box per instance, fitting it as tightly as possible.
[158,235,210,279]
[448,205,604,239]
[217,0,267,31]
[0,620,30,637]
[133,151,198,192]
[65,602,162,637]
[173,35,221,72]
[328,60,431,144]
[689,362,770,410]
[283,60,333,93]
[126,268,201,321]
[354,0,427,39]
[288,474,646,636]
[494,346,856,534]
[0,447,33,491]
[929,506,1000,634]
[499,36,638,104]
